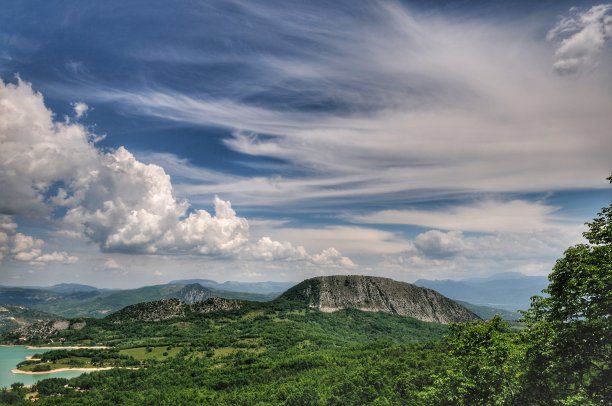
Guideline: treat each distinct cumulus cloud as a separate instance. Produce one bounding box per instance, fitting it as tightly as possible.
[250,237,308,262]
[0,215,16,262]
[0,78,99,215]
[0,78,354,268]
[548,4,612,74]
[381,224,583,280]
[103,258,121,270]
[0,216,78,266]
[10,233,44,262]
[310,247,356,269]
[0,79,247,257]
[62,147,250,255]
[412,230,467,259]
[30,251,79,266]
[72,102,89,118]
[249,236,354,268]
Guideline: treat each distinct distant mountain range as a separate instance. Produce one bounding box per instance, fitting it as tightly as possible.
[0,283,278,318]
[415,272,548,311]
[169,279,295,295]
[82,275,479,327]
[0,273,531,324]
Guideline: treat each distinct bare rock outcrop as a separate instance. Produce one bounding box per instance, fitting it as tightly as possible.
[280,275,479,324]
[14,319,86,340]
[107,297,243,323]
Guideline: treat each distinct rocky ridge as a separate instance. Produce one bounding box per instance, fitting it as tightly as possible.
[12,319,86,340]
[107,297,243,323]
[0,304,57,334]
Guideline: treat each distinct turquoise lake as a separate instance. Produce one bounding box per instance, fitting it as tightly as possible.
[0,346,88,388]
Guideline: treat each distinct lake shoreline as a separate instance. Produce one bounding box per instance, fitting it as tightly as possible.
[0,344,109,350]
[26,345,109,350]
[11,367,114,375]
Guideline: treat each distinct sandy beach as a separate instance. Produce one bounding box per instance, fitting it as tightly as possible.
[11,367,114,375]
[0,344,110,350]
[26,346,109,350]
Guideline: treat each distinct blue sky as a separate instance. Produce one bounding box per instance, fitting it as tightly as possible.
[0,0,610,288]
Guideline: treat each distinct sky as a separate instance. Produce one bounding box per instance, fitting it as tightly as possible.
[0,0,611,288]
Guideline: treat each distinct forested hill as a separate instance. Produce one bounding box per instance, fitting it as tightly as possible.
[106,297,244,323]
[0,283,275,318]
[279,275,479,323]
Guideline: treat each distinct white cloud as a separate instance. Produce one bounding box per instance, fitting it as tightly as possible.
[412,230,466,259]
[103,258,121,270]
[79,3,612,211]
[310,247,356,269]
[0,78,354,269]
[250,237,308,262]
[0,79,246,257]
[0,78,99,215]
[548,4,612,74]
[250,224,408,256]
[380,225,584,280]
[62,146,251,256]
[350,200,565,233]
[11,233,44,262]
[0,216,79,266]
[0,215,17,233]
[72,102,89,118]
[0,215,16,262]
[249,236,354,268]
[30,251,78,266]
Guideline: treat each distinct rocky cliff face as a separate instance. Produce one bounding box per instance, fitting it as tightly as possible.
[0,304,57,334]
[190,297,243,314]
[13,318,86,340]
[280,275,479,324]
[178,284,213,304]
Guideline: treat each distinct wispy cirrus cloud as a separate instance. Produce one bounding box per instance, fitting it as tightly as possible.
[348,200,568,234]
[65,1,611,212]
[547,4,612,74]
[1,1,610,285]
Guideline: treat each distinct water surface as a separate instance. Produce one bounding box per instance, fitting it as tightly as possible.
[0,346,88,388]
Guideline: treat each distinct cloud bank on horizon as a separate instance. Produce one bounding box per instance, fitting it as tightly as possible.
[0,1,610,287]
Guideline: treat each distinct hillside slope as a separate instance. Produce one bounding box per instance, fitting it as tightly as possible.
[0,304,58,334]
[280,275,479,324]
[0,283,273,318]
[106,297,243,323]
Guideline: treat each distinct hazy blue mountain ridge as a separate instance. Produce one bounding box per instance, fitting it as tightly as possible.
[415,273,548,311]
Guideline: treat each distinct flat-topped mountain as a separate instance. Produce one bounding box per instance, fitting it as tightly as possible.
[280,275,479,324]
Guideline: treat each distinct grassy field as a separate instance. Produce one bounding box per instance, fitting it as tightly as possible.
[118,346,182,361]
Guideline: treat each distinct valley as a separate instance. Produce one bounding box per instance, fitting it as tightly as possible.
[1,277,455,403]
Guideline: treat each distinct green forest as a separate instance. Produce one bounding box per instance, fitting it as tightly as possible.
[1,179,610,405]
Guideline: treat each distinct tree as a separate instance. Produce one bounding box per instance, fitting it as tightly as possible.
[426,316,525,405]
[521,176,611,405]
